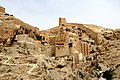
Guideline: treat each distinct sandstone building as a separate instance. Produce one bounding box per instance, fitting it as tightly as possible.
[43,17,99,59]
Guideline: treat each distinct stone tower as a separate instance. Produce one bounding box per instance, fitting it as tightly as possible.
[59,17,66,26]
[0,6,5,13]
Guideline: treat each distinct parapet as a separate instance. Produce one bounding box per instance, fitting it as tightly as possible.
[0,6,5,13]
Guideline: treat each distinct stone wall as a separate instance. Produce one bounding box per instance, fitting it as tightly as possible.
[55,45,65,57]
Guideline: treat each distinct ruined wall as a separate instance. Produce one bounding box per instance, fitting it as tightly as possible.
[15,34,41,52]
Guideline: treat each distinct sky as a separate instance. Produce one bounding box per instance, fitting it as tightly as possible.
[0,0,120,30]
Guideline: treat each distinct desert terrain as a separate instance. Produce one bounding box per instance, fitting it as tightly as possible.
[0,6,120,80]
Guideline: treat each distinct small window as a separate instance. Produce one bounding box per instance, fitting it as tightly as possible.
[60,28,63,29]
[43,37,45,40]
[78,28,81,30]
[62,24,65,26]
[69,43,73,47]
[79,38,81,40]
[58,47,60,49]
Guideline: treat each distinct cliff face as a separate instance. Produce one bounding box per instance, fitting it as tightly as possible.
[0,6,120,80]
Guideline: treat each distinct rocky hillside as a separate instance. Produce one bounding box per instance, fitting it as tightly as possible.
[78,29,120,80]
[0,6,120,80]
[0,6,44,47]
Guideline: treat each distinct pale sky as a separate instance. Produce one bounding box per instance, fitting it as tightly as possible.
[0,0,120,30]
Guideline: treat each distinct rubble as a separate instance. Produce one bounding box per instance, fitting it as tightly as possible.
[0,6,120,80]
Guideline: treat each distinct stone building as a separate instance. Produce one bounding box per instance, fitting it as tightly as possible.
[55,42,65,57]
[15,34,41,52]
[46,17,98,61]
[58,17,98,44]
